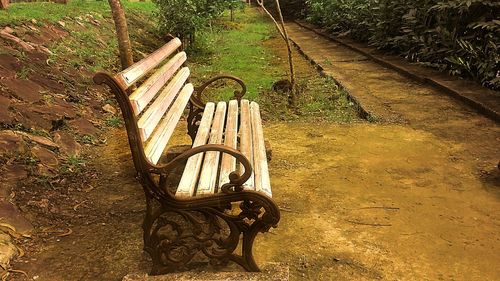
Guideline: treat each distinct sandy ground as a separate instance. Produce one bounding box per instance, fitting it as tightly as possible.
[9,9,500,281]
[11,118,500,280]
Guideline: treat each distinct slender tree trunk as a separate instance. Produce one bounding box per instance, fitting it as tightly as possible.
[0,0,9,10]
[108,0,134,70]
[257,0,296,106]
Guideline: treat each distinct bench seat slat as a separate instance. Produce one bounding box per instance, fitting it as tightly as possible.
[218,100,239,187]
[174,100,272,198]
[144,83,194,164]
[175,102,216,198]
[239,100,254,189]
[129,52,187,115]
[138,67,190,140]
[196,102,227,196]
[116,38,182,89]
[250,102,272,197]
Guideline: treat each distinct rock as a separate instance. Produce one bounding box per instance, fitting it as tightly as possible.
[53,131,81,156]
[0,96,13,125]
[2,27,13,34]
[68,118,99,136]
[0,201,33,237]
[0,54,21,72]
[0,164,28,200]
[0,66,14,79]
[15,131,59,149]
[0,29,35,52]
[102,104,117,115]
[58,21,66,27]
[0,130,25,155]
[27,25,39,32]
[0,231,19,270]
[29,73,64,91]
[32,98,77,119]
[31,145,58,169]
[1,78,42,103]
[15,107,53,131]
[122,263,289,281]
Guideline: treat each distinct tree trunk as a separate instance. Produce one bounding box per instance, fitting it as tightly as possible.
[108,0,134,70]
[0,0,9,10]
[257,0,296,106]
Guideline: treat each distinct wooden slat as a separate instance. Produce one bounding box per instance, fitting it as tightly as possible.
[239,99,254,189]
[116,38,182,89]
[137,67,190,140]
[250,102,272,197]
[218,100,239,187]
[144,83,194,164]
[176,103,216,198]
[129,52,187,114]
[196,102,227,196]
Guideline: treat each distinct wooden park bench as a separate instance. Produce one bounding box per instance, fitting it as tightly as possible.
[93,37,280,274]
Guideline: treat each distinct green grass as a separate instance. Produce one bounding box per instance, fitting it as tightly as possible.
[189,8,358,122]
[0,0,156,26]
[105,116,123,128]
[189,9,283,101]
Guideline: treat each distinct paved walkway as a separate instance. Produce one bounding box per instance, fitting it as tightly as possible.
[285,22,499,169]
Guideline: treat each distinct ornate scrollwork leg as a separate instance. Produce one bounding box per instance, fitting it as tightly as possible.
[142,198,277,275]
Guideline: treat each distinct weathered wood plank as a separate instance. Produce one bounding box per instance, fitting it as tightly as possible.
[218,100,239,187]
[196,102,227,195]
[176,103,216,198]
[144,83,193,164]
[137,67,190,140]
[129,52,186,115]
[250,102,272,197]
[115,38,182,89]
[239,99,254,189]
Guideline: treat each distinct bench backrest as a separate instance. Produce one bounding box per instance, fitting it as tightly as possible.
[94,38,193,172]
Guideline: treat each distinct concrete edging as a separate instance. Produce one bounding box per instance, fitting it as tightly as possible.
[292,21,500,123]
[287,31,373,121]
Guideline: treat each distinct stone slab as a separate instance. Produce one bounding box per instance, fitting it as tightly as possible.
[123,263,289,281]
[0,201,33,236]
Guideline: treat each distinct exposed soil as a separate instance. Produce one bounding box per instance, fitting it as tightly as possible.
[4,8,500,281]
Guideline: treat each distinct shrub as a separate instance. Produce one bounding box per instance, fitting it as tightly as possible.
[303,0,500,90]
[153,0,235,45]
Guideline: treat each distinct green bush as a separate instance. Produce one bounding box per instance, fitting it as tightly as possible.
[303,0,499,90]
[153,0,238,45]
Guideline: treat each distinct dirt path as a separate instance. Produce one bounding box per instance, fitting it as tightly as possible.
[10,14,500,281]
[285,23,499,169]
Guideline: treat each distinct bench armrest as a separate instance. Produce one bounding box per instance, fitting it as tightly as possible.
[152,144,253,192]
[191,75,247,108]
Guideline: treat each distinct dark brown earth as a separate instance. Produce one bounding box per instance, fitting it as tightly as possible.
[2,7,499,281]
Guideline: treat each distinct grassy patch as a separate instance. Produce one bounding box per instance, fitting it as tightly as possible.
[0,0,156,26]
[189,9,283,101]
[189,8,358,122]
[105,116,123,128]
[60,155,86,175]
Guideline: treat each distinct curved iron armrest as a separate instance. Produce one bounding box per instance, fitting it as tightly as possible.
[151,144,252,193]
[190,75,247,109]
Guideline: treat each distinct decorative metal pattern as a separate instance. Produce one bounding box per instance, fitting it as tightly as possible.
[93,45,279,274]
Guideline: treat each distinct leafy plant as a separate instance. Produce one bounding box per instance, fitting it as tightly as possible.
[301,0,500,90]
[105,116,122,128]
[153,0,238,45]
